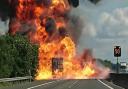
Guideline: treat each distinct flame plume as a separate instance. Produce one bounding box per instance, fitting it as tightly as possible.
[7,0,110,80]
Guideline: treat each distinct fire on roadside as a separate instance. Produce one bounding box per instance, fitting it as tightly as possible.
[9,0,110,80]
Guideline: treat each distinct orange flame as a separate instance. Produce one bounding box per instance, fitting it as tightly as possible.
[9,0,109,80]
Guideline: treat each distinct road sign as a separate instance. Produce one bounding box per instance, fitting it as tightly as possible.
[114,46,121,74]
[114,46,121,57]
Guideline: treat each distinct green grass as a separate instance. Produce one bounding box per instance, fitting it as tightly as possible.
[0,82,12,88]
[0,81,30,88]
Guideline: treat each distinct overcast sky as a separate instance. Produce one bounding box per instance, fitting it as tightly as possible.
[72,0,128,63]
[0,0,128,63]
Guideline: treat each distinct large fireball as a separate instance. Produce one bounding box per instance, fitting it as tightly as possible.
[8,0,110,80]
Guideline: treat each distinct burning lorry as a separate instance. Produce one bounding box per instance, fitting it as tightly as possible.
[52,58,63,78]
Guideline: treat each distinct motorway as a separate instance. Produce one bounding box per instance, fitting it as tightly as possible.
[2,79,124,89]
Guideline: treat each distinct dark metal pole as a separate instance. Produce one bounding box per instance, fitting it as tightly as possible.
[117,57,119,74]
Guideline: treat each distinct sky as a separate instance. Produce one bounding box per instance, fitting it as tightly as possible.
[71,0,128,63]
[0,0,128,63]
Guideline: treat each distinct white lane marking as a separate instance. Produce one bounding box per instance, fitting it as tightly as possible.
[97,80,114,89]
[27,80,59,89]
[68,80,78,88]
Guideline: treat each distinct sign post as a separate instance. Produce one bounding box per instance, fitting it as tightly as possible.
[114,46,121,74]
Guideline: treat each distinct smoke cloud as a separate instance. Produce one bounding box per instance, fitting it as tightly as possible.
[0,0,84,44]
[0,0,17,21]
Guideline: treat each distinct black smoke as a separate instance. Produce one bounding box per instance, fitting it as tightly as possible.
[0,0,82,44]
[0,0,18,21]
[89,0,101,4]
[0,0,80,21]
[45,18,56,36]
[68,0,79,7]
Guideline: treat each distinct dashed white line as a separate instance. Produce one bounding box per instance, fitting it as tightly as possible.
[68,80,78,89]
[97,80,114,89]
[27,80,58,89]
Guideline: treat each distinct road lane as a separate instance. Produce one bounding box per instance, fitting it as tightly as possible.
[27,80,58,89]
[70,79,112,89]
[97,80,114,89]
[2,79,124,89]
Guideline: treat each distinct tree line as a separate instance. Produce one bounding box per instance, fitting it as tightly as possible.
[0,34,38,78]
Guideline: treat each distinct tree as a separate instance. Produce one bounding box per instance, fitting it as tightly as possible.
[0,34,38,78]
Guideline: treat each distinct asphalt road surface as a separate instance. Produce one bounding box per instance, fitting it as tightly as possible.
[2,79,124,89]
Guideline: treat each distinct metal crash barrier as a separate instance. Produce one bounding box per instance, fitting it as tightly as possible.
[0,76,32,83]
[107,73,128,89]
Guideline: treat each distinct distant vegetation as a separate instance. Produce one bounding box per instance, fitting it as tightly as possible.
[97,58,118,72]
[0,34,38,78]
[97,59,113,69]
